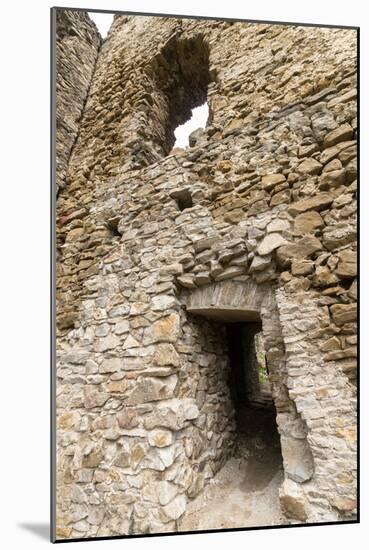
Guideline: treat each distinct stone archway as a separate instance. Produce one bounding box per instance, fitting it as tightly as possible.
[180,279,315,525]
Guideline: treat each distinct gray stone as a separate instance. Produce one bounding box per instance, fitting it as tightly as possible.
[126,375,178,405]
[257,233,288,256]
[157,480,178,505]
[162,494,186,521]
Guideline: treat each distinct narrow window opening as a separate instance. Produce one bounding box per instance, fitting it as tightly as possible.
[149,35,212,157]
[173,102,209,149]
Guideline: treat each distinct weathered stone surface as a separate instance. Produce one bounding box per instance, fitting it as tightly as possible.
[153,343,180,366]
[117,409,140,429]
[148,429,173,447]
[319,169,346,189]
[100,357,121,373]
[293,211,324,235]
[162,494,186,521]
[291,259,314,276]
[257,234,288,256]
[177,275,196,288]
[249,254,272,272]
[94,334,120,352]
[276,235,323,268]
[279,479,308,521]
[280,436,314,483]
[320,336,341,352]
[84,388,109,409]
[126,375,178,405]
[267,219,290,233]
[335,250,357,278]
[213,266,245,281]
[288,192,335,216]
[150,314,180,343]
[322,223,356,250]
[261,173,286,190]
[323,123,353,148]
[320,140,356,165]
[157,481,178,505]
[82,448,104,468]
[330,303,357,325]
[144,399,199,430]
[297,158,322,175]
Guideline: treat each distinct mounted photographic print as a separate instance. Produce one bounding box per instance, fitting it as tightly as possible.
[51,6,358,542]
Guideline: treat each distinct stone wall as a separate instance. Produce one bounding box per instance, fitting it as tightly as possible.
[55,11,357,539]
[55,9,101,194]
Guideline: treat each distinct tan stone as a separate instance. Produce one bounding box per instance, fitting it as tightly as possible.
[105,380,128,393]
[297,158,322,175]
[126,375,177,405]
[330,303,357,325]
[270,189,291,206]
[320,336,341,352]
[335,250,357,278]
[319,140,356,164]
[291,259,314,276]
[261,173,286,191]
[82,448,104,468]
[279,479,307,521]
[330,496,357,512]
[288,192,335,216]
[130,444,145,469]
[276,235,322,268]
[148,429,173,447]
[312,266,338,287]
[153,343,180,366]
[294,211,324,235]
[58,411,80,430]
[323,123,353,148]
[150,313,180,343]
[177,275,196,288]
[319,169,346,189]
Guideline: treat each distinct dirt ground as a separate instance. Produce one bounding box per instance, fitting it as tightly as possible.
[179,404,287,532]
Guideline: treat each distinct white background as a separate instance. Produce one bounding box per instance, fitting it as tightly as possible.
[1,0,366,548]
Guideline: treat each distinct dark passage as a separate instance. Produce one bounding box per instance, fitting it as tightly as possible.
[226,322,283,491]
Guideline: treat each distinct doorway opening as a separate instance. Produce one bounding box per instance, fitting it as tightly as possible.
[225,321,282,489]
[181,312,285,530]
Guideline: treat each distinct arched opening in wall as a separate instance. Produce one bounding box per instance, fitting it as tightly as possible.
[180,307,284,531]
[148,34,212,157]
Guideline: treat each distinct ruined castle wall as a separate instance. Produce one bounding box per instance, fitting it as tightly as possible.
[55,10,101,193]
[55,13,357,539]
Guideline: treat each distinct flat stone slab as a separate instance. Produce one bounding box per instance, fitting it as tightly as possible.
[186,306,261,322]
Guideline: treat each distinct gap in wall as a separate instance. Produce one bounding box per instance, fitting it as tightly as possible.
[173,102,209,149]
[225,321,282,471]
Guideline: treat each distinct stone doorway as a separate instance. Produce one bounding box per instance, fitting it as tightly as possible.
[180,293,285,530]
[225,321,284,502]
